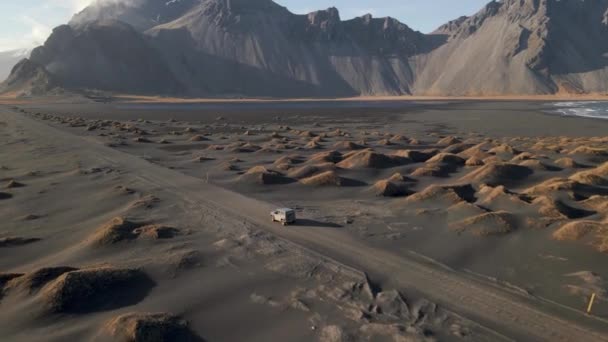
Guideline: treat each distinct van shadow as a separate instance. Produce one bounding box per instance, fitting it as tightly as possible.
[293,219,342,229]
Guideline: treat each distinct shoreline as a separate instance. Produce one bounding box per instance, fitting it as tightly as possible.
[3,93,608,106]
[113,94,608,104]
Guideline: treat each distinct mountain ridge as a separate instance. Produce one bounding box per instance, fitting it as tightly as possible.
[3,0,608,97]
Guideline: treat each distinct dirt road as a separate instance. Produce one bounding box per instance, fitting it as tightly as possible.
[3,107,607,342]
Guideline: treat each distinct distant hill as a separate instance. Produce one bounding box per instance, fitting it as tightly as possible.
[4,0,608,97]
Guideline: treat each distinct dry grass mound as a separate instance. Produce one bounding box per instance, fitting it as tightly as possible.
[369,180,412,197]
[569,162,608,185]
[510,152,536,162]
[273,155,304,167]
[308,150,343,164]
[133,225,179,239]
[238,166,292,185]
[524,177,607,198]
[460,162,533,186]
[333,141,365,150]
[476,185,530,211]
[387,173,416,183]
[553,221,608,253]
[488,144,520,155]
[41,267,155,314]
[132,137,152,143]
[188,135,208,142]
[518,159,561,171]
[5,180,25,188]
[568,146,608,156]
[426,153,466,165]
[377,138,393,146]
[389,135,412,144]
[1,273,23,299]
[437,136,461,146]
[446,202,488,223]
[299,130,317,138]
[569,171,608,187]
[88,218,142,246]
[553,221,604,240]
[305,140,322,149]
[580,196,608,213]
[103,312,200,342]
[392,149,436,162]
[410,163,455,177]
[219,162,238,171]
[450,211,517,236]
[300,171,344,187]
[7,267,77,294]
[405,184,476,207]
[465,156,485,166]
[459,142,494,158]
[88,218,179,246]
[287,163,335,179]
[337,150,408,169]
[442,142,471,154]
[532,196,594,220]
[0,236,40,247]
[555,158,585,169]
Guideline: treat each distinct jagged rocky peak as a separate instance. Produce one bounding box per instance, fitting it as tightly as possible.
[434,16,468,36]
[70,0,200,31]
[343,13,429,55]
[307,7,341,26]
[299,7,342,41]
[201,0,288,16]
[197,0,291,29]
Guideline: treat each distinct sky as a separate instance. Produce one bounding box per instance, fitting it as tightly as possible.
[0,0,489,52]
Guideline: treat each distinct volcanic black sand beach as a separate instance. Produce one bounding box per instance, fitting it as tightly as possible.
[2,98,608,341]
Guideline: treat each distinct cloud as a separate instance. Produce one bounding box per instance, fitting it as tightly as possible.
[0,0,100,52]
[45,0,95,13]
[0,15,52,51]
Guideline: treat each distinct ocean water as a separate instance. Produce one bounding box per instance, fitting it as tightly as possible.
[548,101,608,119]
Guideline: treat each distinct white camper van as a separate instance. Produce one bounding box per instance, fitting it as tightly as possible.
[271,208,296,226]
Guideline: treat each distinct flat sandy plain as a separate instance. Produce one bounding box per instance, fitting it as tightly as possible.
[1,98,608,341]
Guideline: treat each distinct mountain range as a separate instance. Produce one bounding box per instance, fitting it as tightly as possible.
[3,0,608,97]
